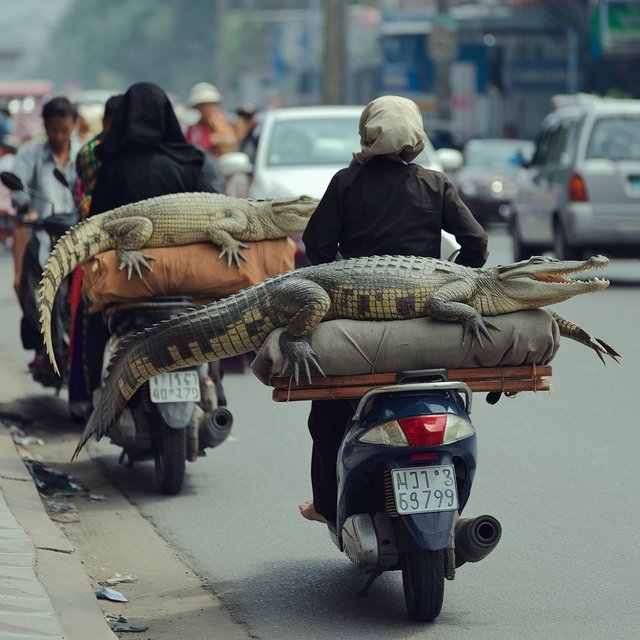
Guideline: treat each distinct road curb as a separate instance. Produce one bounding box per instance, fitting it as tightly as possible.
[0,429,118,640]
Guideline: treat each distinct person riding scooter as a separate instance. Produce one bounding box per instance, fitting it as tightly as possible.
[299,95,489,524]
[10,96,80,377]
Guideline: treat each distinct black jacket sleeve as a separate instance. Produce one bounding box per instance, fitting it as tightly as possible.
[441,179,489,268]
[301,173,344,265]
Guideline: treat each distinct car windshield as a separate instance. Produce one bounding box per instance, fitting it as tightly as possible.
[464,140,534,168]
[266,117,361,167]
[586,116,640,161]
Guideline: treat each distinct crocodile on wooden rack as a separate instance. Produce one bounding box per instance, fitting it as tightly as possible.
[36,191,318,373]
[72,253,619,458]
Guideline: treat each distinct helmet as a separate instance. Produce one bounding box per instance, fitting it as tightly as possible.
[187,82,222,107]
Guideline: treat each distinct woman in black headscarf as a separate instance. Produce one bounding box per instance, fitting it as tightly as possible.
[89,81,223,215]
[83,82,223,398]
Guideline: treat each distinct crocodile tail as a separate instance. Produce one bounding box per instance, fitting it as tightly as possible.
[38,218,112,374]
[72,285,277,458]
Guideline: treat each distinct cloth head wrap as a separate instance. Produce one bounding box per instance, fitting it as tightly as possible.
[99,82,203,165]
[353,95,425,165]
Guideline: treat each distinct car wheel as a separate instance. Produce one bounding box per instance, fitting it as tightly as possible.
[553,221,582,261]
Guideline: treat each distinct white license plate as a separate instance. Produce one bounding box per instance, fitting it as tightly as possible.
[391,465,458,515]
[149,371,201,404]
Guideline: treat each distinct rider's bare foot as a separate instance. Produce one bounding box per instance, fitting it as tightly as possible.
[298,500,328,524]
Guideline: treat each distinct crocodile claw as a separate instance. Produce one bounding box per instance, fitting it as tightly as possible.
[218,242,249,268]
[117,251,156,280]
[592,337,621,365]
[277,334,325,384]
[461,317,500,348]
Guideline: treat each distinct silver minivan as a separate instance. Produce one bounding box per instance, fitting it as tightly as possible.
[508,97,640,261]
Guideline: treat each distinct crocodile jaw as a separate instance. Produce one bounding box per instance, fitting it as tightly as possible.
[270,195,318,232]
[480,255,610,313]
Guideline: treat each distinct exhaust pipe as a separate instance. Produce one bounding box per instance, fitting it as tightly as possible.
[199,407,233,449]
[454,515,502,568]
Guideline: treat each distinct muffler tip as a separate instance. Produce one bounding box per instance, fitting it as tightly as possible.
[455,515,502,568]
[198,407,233,449]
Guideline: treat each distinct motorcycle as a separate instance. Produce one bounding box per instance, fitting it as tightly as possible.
[0,170,77,393]
[331,368,502,621]
[274,366,502,622]
[96,296,233,494]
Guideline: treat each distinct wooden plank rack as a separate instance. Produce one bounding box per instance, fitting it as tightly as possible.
[271,364,552,402]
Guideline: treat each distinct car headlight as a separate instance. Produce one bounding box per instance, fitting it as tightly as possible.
[489,180,504,196]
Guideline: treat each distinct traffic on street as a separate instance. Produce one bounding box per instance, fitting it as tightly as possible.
[2,2,640,638]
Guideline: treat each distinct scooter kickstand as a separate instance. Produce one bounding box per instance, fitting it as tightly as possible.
[357,571,381,597]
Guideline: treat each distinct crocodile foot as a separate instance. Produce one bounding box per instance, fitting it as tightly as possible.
[277,333,325,384]
[587,335,621,364]
[117,250,156,280]
[461,316,500,348]
[218,241,248,268]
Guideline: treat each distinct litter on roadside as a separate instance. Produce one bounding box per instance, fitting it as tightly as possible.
[24,460,87,495]
[95,586,128,602]
[86,494,107,501]
[46,499,77,513]
[110,621,149,633]
[49,512,81,523]
[100,573,138,586]
[13,434,45,446]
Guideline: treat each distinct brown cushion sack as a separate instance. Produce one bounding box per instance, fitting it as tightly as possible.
[83,238,296,312]
[251,310,560,384]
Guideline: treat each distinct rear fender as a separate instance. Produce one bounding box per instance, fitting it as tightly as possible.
[399,510,456,551]
[155,399,196,429]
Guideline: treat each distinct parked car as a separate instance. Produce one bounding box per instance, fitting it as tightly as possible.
[218,105,463,264]
[508,97,640,262]
[451,138,534,228]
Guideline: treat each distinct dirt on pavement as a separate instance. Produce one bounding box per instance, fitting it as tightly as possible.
[1,394,252,640]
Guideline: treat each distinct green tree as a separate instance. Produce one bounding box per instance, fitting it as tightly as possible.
[37,0,220,98]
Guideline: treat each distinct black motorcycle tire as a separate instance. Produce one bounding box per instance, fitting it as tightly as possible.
[401,538,445,622]
[153,421,186,495]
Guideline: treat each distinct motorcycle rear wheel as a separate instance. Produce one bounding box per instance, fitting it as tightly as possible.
[401,542,445,622]
[153,422,186,495]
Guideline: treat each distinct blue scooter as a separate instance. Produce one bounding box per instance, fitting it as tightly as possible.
[330,368,501,622]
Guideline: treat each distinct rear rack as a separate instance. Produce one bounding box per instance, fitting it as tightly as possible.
[270,364,552,402]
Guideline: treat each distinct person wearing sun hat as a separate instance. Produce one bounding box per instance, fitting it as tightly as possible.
[185,82,237,158]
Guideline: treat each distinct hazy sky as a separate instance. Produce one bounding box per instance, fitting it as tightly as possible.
[2,0,73,77]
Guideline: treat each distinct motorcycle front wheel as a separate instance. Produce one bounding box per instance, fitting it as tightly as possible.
[153,421,186,495]
[401,538,445,622]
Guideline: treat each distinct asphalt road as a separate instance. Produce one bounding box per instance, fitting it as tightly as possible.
[1,230,639,640]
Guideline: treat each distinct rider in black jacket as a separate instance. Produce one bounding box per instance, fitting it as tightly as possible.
[300,95,488,524]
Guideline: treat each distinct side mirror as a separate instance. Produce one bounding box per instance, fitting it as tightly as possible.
[436,148,463,173]
[0,171,24,191]
[216,151,253,178]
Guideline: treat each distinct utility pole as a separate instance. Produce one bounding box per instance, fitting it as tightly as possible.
[432,0,454,122]
[322,0,346,104]
[214,0,229,98]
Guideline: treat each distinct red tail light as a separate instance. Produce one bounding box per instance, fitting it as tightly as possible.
[397,415,448,446]
[569,173,588,202]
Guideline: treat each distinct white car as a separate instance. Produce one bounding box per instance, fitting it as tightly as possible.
[508,96,640,261]
[219,105,462,261]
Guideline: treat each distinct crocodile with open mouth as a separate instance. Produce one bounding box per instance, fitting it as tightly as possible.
[73,253,619,457]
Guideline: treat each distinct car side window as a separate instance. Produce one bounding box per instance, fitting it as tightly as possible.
[531,128,554,166]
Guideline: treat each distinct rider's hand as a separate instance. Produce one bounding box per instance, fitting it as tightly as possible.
[23,210,39,223]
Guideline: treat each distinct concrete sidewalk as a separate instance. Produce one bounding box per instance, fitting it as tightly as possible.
[0,429,117,640]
